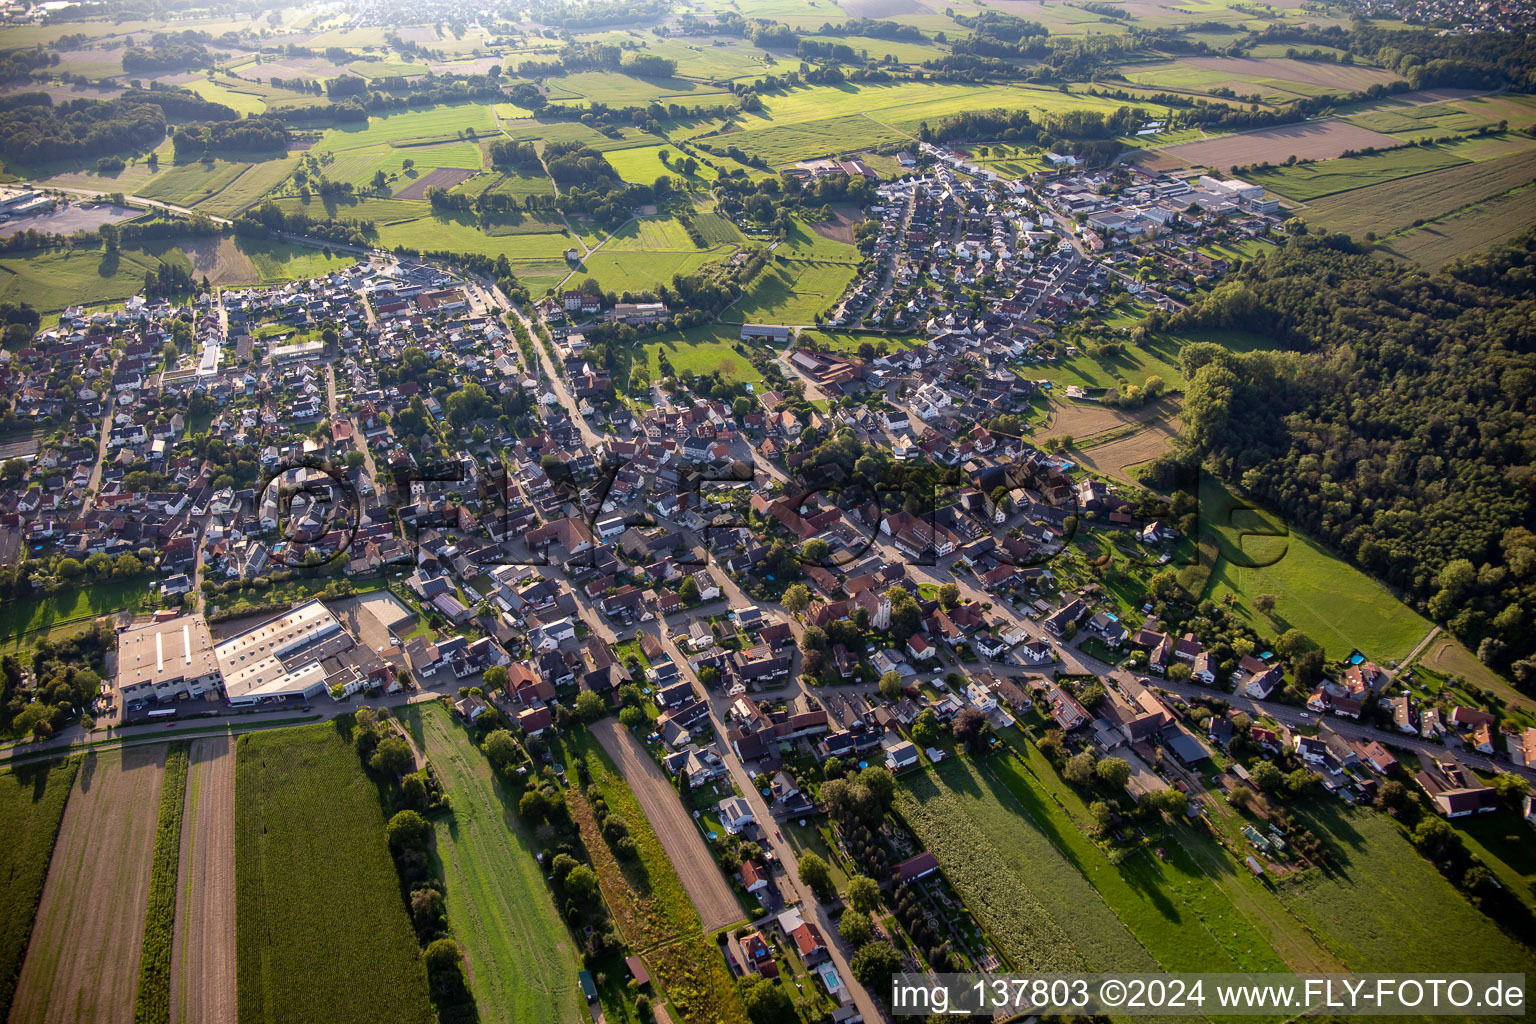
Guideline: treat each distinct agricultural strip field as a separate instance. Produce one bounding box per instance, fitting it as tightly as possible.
[393,167,477,200]
[234,723,433,1024]
[314,103,497,153]
[1119,56,1402,100]
[1279,799,1536,980]
[135,743,190,1024]
[1345,101,1496,137]
[170,737,236,1024]
[713,113,905,167]
[1382,183,1536,268]
[10,746,167,1024]
[1252,144,1468,202]
[375,216,572,259]
[1251,134,1534,202]
[194,157,300,218]
[899,754,1289,981]
[1142,120,1401,171]
[1073,420,1181,485]
[0,758,78,1020]
[561,730,746,1024]
[323,141,482,191]
[1300,147,1536,243]
[1196,476,1434,662]
[403,704,583,1024]
[590,720,743,934]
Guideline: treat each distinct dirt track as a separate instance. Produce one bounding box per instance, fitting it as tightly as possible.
[170,736,237,1024]
[590,720,743,934]
[10,746,166,1024]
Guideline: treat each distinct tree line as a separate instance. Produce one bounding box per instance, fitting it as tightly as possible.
[1155,232,1536,684]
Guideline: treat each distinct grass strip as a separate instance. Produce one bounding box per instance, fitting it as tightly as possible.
[133,742,189,1024]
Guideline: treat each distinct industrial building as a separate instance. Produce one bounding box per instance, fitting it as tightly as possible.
[117,614,222,704]
[214,599,390,706]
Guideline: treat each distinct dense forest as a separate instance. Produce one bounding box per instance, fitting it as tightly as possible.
[0,94,166,163]
[1147,234,1536,682]
[172,115,291,158]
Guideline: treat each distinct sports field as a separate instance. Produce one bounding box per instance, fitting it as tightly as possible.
[234,723,433,1024]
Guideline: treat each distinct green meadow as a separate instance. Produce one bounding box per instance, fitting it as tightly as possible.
[402,705,583,1024]
[1196,475,1434,662]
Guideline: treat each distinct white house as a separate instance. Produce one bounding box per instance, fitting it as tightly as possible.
[717,796,755,835]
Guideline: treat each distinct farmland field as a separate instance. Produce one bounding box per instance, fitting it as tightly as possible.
[1251,144,1468,201]
[11,746,167,1024]
[602,215,708,252]
[900,754,1292,978]
[591,720,743,934]
[375,215,572,259]
[1142,120,1402,171]
[718,113,906,166]
[1345,100,1496,137]
[1118,56,1402,100]
[134,743,190,1024]
[560,730,747,1024]
[238,238,357,285]
[402,704,583,1024]
[0,246,186,312]
[0,758,78,1020]
[170,737,236,1024]
[315,103,497,153]
[486,170,555,200]
[1302,147,1536,242]
[606,144,705,185]
[1279,799,1536,977]
[1383,183,1536,268]
[1196,475,1434,662]
[0,579,153,639]
[897,757,1161,973]
[1251,134,1534,202]
[234,723,433,1024]
[323,140,483,191]
[393,167,477,200]
[573,249,723,295]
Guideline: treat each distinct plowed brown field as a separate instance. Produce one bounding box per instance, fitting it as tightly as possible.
[170,736,236,1024]
[9,746,166,1024]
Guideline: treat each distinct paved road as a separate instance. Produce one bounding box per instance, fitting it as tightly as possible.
[33,183,233,226]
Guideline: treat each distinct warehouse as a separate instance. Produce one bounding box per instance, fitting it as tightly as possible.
[215,599,386,705]
[117,614,222,704]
